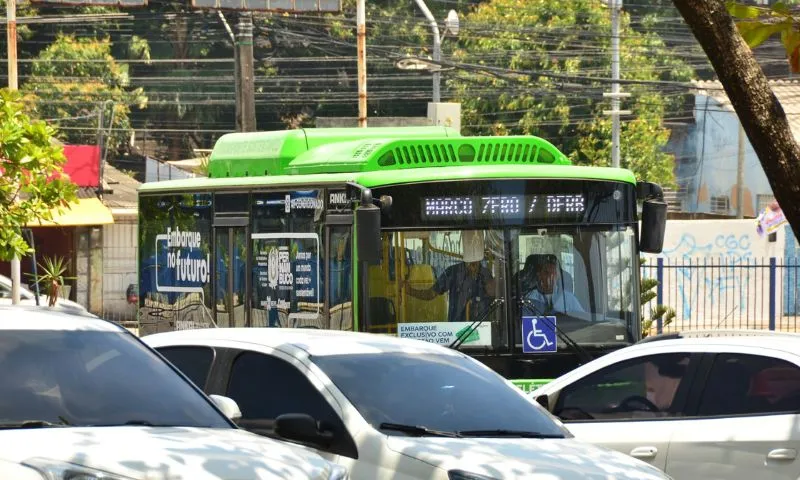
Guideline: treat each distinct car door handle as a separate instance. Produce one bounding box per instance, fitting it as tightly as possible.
[767,449,797,461]
[630,446,658,459]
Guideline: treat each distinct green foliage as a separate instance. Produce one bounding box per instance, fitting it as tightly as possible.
[126,8,233,159]
[726,1,800,72]
[449,0,694,186]
[0,89,78,261]
[7,1,39,39]
[23,34,147,154]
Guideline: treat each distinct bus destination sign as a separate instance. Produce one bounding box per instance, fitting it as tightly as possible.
[422,194,586,221]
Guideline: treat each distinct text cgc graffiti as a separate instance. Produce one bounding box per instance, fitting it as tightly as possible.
[163,227,211,285]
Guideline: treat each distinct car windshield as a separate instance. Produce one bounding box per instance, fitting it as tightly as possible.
[0,330,230,428]
[312,351,567,436]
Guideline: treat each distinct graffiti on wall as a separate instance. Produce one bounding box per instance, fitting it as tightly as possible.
[659,233,755,322]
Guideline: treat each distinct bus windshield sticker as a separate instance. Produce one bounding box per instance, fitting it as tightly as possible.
[397,322,492,347]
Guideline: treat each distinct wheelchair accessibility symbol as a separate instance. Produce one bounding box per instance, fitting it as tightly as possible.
[522,316,557,353]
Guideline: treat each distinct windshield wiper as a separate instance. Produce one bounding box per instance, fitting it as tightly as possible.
[519,299,594,364]
[457,429,564,439]
[379,422,462,438]
[0,419,70,429]
[448,298,505,350]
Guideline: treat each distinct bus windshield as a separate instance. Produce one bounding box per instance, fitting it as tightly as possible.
[365,226,637,350]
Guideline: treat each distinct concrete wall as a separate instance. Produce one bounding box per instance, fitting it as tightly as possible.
[672,95,774,217]
[643,219,790,330]
[145,156,196,182]
[102,218,138,322]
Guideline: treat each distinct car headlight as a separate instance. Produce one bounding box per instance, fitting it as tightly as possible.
[448,470,498,480]
[328,464,349,480]
[22,458,133,480]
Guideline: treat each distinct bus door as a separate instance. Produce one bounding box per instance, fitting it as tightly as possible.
[214,218,248,328]
[325,214,354,331]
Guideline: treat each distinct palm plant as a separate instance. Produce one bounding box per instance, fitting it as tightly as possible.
[28,256,75,307]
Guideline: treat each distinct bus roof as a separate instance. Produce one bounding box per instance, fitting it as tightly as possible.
[139,128,638,193]
[206,126,461,178]
[138,164,636,193]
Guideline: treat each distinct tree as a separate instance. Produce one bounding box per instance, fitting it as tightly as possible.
[449,0,694,186]
[670,0,800,241]
[127,2,235,160]
[23,34,147,155]
[0,89,78,261]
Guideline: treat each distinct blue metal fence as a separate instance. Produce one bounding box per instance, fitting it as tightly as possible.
[641,257,800,334]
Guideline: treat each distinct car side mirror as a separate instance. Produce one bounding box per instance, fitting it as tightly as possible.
[275,413,334,448]
[209,394,242,422]
[534,394,550,410]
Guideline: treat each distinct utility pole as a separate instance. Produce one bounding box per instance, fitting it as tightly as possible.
[96,105,105,183]
[357,0,367,127]
[414,0,441,103]
[6,0,17,91]
[6,0,21,305]
[603,0,629,168]
[217,11,243,132]
[236,12,256,132]
[610,0,620,168]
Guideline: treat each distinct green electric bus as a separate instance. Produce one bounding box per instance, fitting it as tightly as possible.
[137,126,667,389]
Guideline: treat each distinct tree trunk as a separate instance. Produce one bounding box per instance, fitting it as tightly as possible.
[672,0,800,240]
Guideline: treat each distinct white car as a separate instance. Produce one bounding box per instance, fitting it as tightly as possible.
[0,274,94,316]
[528,330,800,480]
[142,328,672,480]
[0,306,347,480]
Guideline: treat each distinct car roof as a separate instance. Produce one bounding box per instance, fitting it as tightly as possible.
[143,327,466,357]
[627,330,800,355]
[0,305,124,332]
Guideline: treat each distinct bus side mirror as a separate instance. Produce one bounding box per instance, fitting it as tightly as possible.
[640,198,667,253]
[356,189,382,265]
[637,181,667,254]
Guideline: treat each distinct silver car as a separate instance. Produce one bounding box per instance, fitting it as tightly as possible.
[0,274,94,317]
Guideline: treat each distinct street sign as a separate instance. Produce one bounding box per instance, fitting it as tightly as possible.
[191,0,340,11]
[521,316,558,354]
[30,0,147,5]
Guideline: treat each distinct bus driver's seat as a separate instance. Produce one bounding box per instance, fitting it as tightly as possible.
[404,264,447,322]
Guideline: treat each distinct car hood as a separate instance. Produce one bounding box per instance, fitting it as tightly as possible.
[386,436,668,479]
[0,426,339,480]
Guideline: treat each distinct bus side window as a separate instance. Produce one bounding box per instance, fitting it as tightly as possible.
[329,227,353,331]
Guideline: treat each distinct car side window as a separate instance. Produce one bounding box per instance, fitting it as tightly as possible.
[156,346,215,390]
[554,352,692,421]
[226,351,347,435]
[697,353,800,416]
